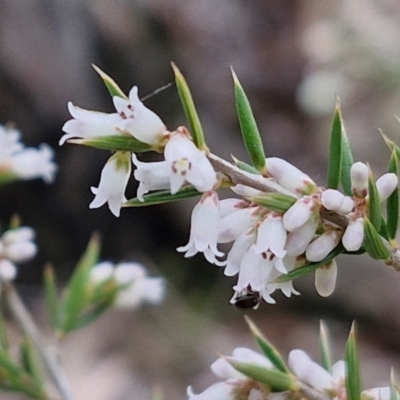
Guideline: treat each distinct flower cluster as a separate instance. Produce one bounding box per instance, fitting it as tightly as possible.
[0,226,37,281]
[0,124,57,184]
[89,261,165,309]
[187,346,389,400]
[61,87,217,217]
[179,158,398,306]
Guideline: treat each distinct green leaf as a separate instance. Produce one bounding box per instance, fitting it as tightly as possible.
[340,125,355,196]
[387,149,399,241]
[171,63,206,150]
[20,337,44,392]
[275,244,344,283]
[92,64,128,99]
[44,264,60,331]
[0,311,9,352]
[226,358,297,392]
[59,234,101,334]
[251,193,296,213]
[124,186,201,207]
[367,168,382,231]
[319,321,332,373]
[363,219,391,260]
[327,98,343,189]
[67,134,154,153]
[345,322,361,400]
[245,317,289,373]
[232,155,261,175]
[232,69,266,173]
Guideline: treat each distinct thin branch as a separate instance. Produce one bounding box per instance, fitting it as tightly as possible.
[3,283,74,400]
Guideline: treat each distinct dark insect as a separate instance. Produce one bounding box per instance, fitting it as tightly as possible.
[232,290,262,310]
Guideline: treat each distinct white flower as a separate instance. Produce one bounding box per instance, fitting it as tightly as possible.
[255,214,287,258]
[131,153,170,201]
[218,206,259,244]
[289,349,345,392]
[0,125,57,184]
[177,191,224,265]
[315,260,337,297]
[60,102,122,145]
[0,226,37,282]
[90,261,165,309]
[285,217,318,256]
[321,189,354,215]
[266,157,317,195]
[10,144,57,183]
[342,217,364,252]
[132,132,217,197]
[90,151,131,217]
[187,348,272,400]
[306,229,340,262]
[113,86,166,145]
[283,196,317,232]
[351,162,369,197]
[376,173,398,202]
[164,132,217,194]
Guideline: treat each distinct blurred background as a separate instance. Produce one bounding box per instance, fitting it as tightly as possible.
[1,0,400,398]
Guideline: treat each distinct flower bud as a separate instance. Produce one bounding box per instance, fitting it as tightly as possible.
[283,196,315,232]
[315,260,337,297]
[0,259,17,281]
[285,217,318,256]
[342,217,364,251]
[376,173,398,202]
[350,162,368,197]
[266,157,317,195]
[321,189,344,211]
[306,230,340,262]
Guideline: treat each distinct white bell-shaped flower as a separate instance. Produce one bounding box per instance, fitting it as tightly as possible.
[255,214,287,258]
[283,196,316,232]
[285,217,318,256]
[164,132,217,194]
[89,151,131,217]
[113,86,166,145]
[60,102,122,145]
[306,230,340,262]
[177,191,224,265]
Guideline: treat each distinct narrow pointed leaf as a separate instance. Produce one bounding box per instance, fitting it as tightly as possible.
[340,125,354,196]
[319,321,332,373]
[124,186,201,207]
[251,193,296,213]
[327,98,343,189]
[345,322,361,400]
[363,219,391,260]
[68,135,154,153]
[44,264,59,331]
[0,310,9,351]
[171,63,206,150]
[226,358,297,392]
[92,64,128,99]
[20,337,44,391]
[367,168,382,231]
[390,368,400,400]
[275,244,344,283]
[245,317,289,373]
[232,156,261,175]
[60,234,101,334]
[387,149,399,240]
[232,69,266,173]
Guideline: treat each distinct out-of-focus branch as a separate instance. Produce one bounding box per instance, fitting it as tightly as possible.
[3,282,74,400]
